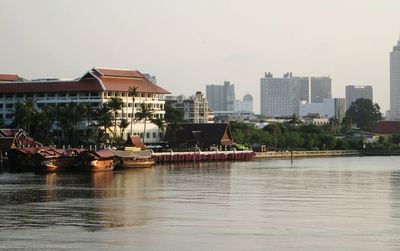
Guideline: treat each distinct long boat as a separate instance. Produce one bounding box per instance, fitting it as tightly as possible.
[113,150,155,168]
[79,149,115,172]
[34,148,84,173]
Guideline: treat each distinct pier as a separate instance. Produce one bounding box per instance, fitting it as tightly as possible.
[152,150,255,163]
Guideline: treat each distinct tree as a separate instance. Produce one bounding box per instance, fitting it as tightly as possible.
[341,116,353,131]
[135,102,154,144]
[106,97,124,141]
[345,98,382,131]
[287,113,302,127]
[151,117,166,143]
[128,86,138,136]
[263,123,282,148]
[119,119,130,139]
[165,105,184,124]
[94,105,113,145]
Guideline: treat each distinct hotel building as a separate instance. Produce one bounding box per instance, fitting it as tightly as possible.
[0,67,170,143]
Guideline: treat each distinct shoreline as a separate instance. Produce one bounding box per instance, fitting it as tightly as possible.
[254,150,400,160]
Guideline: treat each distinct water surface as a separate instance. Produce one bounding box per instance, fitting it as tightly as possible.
[1,156,400,250]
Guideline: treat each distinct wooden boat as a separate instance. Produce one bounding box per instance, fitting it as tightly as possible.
[34,148,84,173]
[79,149,115,172]
[113,150,155,168]
[8,147,39,172]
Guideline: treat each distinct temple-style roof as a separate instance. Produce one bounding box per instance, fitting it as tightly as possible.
[0,67,170,94]
[372,121,400,134]
[165,123,234,147]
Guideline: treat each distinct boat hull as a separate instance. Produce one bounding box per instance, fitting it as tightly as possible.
[81,159,114,172]
[121,158,155,168]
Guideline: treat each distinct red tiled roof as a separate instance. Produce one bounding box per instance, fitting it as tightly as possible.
[0,78,103,93]
[94,67,143,78]
[0,74,21,82]
[92,68,170,94]
[0,68,170,94]
[372,121,400,134]
[125,135,146,149]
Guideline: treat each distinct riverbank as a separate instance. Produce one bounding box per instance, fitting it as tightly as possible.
[254,150,400,159]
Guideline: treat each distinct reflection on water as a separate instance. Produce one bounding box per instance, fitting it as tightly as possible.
[1,158,400,250]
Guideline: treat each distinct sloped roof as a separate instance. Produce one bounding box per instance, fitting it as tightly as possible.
[165,123,234,146]
[125,135,146,149]
[0,67,170,94]
[92,67,170,94]
[372,121,400,134]
[0,129,42,151]
[0,73,21,82]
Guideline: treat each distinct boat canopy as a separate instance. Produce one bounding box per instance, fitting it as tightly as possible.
[112,150,152,159]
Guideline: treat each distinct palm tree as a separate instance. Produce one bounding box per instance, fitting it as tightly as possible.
[128,86,138,136]
[288,113,302,126]
[119,119,130,139]
[106,97,124,141]
[94,105,113,145]
[151,117,166,143]
[135,102,154,144]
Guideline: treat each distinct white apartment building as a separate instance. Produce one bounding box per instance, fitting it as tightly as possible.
[0,67,170,143]
[300,98,346,122]
[260,72,298,117]
[234,94,253,113]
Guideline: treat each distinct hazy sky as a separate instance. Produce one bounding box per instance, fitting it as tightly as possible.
[1,0,399,113]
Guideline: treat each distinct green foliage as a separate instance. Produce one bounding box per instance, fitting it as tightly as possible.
[135,102,155,143]
[345,98,382,131]
[165,105,184,124]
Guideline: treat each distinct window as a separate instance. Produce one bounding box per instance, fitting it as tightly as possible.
[47,93,55,97]
[6,104,13,109]
[16,93,23,98]
[0,104,3,108]
[36,93,45,98]
[26,93,33,98]
[146,132,150,138]
[152,132,157,138]
[90,92,99,97]
[58,93,66,97]
[5,94,13,99]
[5,114,13,119]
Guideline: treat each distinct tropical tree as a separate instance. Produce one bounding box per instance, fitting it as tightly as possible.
[119,119,130,139]
[106,97,124,141]
[287,113,302,127]
[345,98,382,131]
[93,104,113,145]
[135,102,154,144]
[128,86,138,136]
[151,117,166,143]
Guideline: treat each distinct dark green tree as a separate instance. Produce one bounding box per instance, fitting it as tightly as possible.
[345,98,382,131]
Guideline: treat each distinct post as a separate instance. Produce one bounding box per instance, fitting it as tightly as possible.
[290,148,293,165]
[0,151,3,174]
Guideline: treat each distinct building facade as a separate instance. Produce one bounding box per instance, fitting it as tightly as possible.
[390,39,400,120]
[300,98,346,122]
[293,76,309,103]
[166,92,213,123]
[234,93,253,113]
[206,81,235,112]
[345,85,373,110]
[0,67,170,143]
[311,77,332,103]
[260,72,299,117]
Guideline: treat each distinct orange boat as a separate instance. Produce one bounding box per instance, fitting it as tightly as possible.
[79,149,115,172]
[113,150,155,168]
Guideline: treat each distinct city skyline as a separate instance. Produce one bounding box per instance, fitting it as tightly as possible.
[1,0,399,113]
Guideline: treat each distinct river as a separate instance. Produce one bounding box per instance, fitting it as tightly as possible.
[1,156,400,250]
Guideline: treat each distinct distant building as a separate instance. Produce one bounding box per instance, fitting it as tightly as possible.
[206,81,235,111]
[311,77,332,103]
[260,72,299,117]
[166,92,213,123]
[300,98,346,122]
[234,93,253,113]
[390,38,400,120]
[345,85,373,110]
[293,76,309,103]
[142,73,157,84]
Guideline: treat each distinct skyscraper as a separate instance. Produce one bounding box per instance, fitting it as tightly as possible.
[311,77,332,103]
[390,38,400,120]
[260,72,298,117]
[206,81,235,111]
[345,85,373,110]
[293,76,309,103]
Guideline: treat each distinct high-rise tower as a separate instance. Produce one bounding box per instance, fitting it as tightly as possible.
[390,38,400,120]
